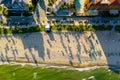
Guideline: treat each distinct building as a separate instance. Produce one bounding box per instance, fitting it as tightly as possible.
[0,0,29,14]
[76,0,84,15]
[89,0,120,16]
[76,0,87,15]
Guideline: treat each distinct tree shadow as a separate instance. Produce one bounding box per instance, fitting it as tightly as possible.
[24,53,30,62]
[1,30,119,69]
[72,32,81,54]
[0,32,45,65]
[76,53,82,63]
[47,39,52,48]
[20,33,45,61]
[68,46,74,60]
[5,54,10,64]
[46,48,51,59]
[29,48,38,66]
[55,31,68,54]
[47,32,55,41]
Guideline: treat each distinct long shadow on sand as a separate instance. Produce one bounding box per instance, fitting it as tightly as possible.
[96,31,120,73]
[17,33,45,61]
[0,32,45,66]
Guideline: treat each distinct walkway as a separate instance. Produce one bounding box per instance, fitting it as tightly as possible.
[33,0,48,25]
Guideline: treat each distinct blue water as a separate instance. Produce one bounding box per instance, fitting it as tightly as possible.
[56,10,70,16]
[76,0,81,9]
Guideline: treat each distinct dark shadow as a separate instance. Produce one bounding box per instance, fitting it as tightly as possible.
[1,53,5,62]
[6,54,10,64]
[55,32,68,54]
[61,50,64,56]
[72,32,81,54]
[12,50,17,61]
[68,46,74,60]
[0,56,4,63]
[46,48,51,59]
[69,59,73,66]
[76,53,82,63]
[47,32,55,41]
[24,53,30,62]
[95,31,120,73]
[89,52,96,60]
[29,48,38,66]
[47,39,52,47]
[0,32,45,65]
[18,33,45,61]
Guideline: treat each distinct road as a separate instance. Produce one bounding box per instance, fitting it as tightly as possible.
[47,16,120,26]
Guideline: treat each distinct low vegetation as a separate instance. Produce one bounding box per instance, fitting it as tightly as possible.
[84,0,91,12]
[0,5,8,16]
[115,26,120,32]
[0,65,119,80]
[48,0,57,6]
[51,25,113,31]
[0,26,44,34]
[0,25,114,34]
[29,0,38,11]
[59,2,75,10]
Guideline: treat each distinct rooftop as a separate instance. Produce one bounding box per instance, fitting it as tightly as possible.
[89,0,120,10]
[0,0,27,11]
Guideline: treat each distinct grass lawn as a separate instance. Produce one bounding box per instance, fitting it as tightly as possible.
[0,65,119,80]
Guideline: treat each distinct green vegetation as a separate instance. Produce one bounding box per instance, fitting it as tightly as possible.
[115,26,120,32]
[3,8,8,16]
[28,0,38,11]
[51,25,113,31]
[0,65,119,80]
[59,2,75,10]
[84,0,91,12]
[0,5,8,16]
[51,25,95,31]
[0,25,114,34]
[59,3,69,10]
[92,25,113,31]
[48,0,57,6]
[0,5,2,11]
[0,26,44,34]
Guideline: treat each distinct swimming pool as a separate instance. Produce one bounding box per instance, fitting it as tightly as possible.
[55,10,70,16]
[76,0,81,9]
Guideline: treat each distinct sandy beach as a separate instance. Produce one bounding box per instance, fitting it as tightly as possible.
[0,31,120,67]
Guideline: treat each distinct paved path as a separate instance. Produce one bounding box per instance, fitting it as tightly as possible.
[34,0,48,25]
[48,16,120,26]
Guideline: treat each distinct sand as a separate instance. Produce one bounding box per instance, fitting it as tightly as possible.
[0,31,120,67]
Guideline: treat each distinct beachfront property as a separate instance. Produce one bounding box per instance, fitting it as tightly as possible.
[0,0,32,15]
[47,0,74,16]
[76,0,85,15]
[88,0,120,16]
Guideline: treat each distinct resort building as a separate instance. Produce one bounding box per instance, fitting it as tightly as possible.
[88,0,120,16]
[76,0,85,15]
[0,0,30,14]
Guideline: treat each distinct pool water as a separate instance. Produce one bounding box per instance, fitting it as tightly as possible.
[76,0,81,9]
[55,10,70,16]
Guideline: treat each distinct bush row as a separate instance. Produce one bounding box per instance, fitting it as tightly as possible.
[0,25,117,34]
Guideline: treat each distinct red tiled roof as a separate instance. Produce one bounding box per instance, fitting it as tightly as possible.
[89,0,120,10]
[110,0,120,6]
